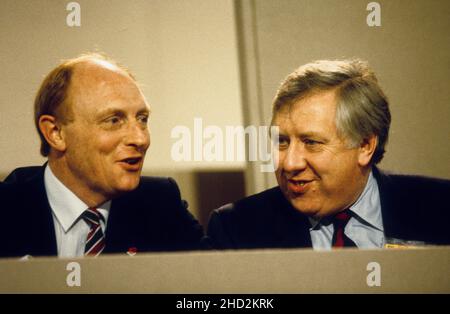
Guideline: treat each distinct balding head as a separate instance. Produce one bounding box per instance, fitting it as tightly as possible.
[34,53,135,156]
[36,53,150,206]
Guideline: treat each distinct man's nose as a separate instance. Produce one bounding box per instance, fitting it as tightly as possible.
[282,142,307,173]
[124,121,150,150]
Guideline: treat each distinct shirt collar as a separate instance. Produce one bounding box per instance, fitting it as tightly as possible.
[308,216,321,230]
[44,164,111,233]
[349,171,383,231]
[308,171,383,231]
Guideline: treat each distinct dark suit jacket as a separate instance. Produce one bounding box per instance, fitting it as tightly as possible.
[207,168,450,249]
[0,166,205,258]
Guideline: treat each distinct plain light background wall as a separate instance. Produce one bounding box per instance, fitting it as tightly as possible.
[236,0,450,192]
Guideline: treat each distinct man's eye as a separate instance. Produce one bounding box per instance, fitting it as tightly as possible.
[274,137,289,148]
[138,115,149,124]
[304,139,321,146]
[104,116,122,126]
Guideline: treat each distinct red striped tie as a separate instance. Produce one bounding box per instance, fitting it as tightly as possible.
[82,208,106,256]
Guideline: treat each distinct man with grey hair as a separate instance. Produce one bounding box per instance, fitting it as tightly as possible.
[208,59,450,250]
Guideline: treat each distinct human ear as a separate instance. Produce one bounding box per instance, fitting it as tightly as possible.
[358,134,377,167]
[38,115,67,153]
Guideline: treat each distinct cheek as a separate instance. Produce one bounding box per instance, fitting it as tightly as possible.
[307,153,333,176]
[321,157,359,191]
[66,127,96,152]
[65,133,90,160]
[274,151,286,176]
[95,133,122,155]
[307,154,344,195]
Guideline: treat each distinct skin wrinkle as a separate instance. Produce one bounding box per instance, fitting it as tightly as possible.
[273,89,375,219]
[43,60,151,208]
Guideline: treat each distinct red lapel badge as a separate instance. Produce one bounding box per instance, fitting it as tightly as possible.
[127,247,137,256]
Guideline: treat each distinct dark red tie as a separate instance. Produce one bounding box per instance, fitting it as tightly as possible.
[332,210,356,248]
[82,208,106,256]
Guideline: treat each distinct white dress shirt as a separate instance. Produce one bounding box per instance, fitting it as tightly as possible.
[308,171,385,250]
[44,165,110,258]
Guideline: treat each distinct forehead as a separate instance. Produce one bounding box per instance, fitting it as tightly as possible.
[67,61,148,113]
[273,90,338,134]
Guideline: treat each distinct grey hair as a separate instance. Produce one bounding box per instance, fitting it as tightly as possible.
[271,59,391,164]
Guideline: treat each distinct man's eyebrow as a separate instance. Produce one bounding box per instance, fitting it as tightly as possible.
[299,132,329,141]
[276,131,325,138]
[95,105,151,117]
[137,107,151,115]
[96,107,125,117]
[300,131,322,137]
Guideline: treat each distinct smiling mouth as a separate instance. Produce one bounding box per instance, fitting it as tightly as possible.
[288,178,313,185]
[287,179,313,194]
[291,181,307,186]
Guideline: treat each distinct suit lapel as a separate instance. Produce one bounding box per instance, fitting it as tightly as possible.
[103,199,123,254]
[103,195,139,255]
[21,166,139,256]
[270,188,313,248]
[23,166,58,256]
[373,167,404,240]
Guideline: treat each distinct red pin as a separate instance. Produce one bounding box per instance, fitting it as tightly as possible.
[127,247,137,256]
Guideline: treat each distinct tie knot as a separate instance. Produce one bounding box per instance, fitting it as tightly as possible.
[82,208,104,227]
[82,207,106,256]
[332,209,356,248]
[333,210,352,226]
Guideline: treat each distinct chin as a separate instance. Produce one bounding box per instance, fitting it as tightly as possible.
[289,198,322,217]
[116,175,141,192]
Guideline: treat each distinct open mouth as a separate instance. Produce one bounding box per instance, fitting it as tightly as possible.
[122,157,141,165]
[288,179,312,185]
[290,181,308,186]
[118,157,143,170]
[287,179,313,193]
